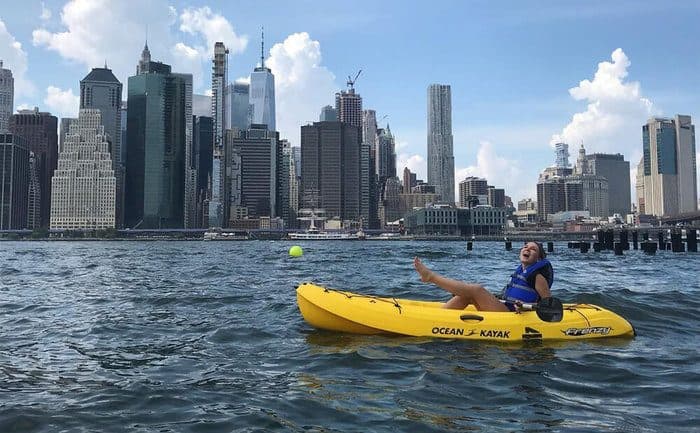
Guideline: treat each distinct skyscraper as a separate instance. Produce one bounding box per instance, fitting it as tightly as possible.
[225,82,251,130]
[0,133,29,229]
[60,118,78,152]
[363,109,379,228]
[376,125,396,181]
[536,177,583,221]
[126,53,188,229]
[223,125,286,224]
[174,72,194,228]
[285,142,299,227]
[193,115,213,227]
[555,142,571,168]
[581,149,631,216]
[320,105,337,122]
[403,167,417,193]
[488,187,506,208]
[335,84,362,129]
[250,31,276,131]
[0,61,13,132]
[675,115,697,213]
[209,42,228,227]
[427,84,455,204]
[336,80,367,226]
[459,177,488,207]
[9,108,58,228]
[80,65,124,226]
[27,151,40,229]
[50,109,115,230]
[301,121,362,222]
[642,116,698,216]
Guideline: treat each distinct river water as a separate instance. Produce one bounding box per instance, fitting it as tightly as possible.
[0,240,698,432]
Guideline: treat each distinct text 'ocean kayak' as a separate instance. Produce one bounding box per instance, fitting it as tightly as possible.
[297,283,635,342]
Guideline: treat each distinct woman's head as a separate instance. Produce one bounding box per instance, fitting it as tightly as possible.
[520,241,546,265]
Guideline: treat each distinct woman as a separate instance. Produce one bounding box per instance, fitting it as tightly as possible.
[413,241,553,311]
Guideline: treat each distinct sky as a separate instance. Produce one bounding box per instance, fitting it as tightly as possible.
[1,0,700,204]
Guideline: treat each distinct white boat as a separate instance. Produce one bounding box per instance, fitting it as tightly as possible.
[289,227,363,240]
[290,208,365,240]
[203,230,249,240]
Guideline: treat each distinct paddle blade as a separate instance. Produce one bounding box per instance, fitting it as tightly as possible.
[536,297,563,322]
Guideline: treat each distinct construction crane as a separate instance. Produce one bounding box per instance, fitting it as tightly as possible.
[347,69,362,91]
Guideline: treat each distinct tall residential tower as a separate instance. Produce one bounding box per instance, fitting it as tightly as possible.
[427,84,455,204]
[209,42,228,227]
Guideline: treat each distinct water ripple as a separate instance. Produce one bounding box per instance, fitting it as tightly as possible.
[0,240,697,432]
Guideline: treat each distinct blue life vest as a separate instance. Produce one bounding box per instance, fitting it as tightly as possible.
[501,259,554,306]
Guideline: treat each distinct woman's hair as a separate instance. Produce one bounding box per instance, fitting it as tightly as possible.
[526,241,546,259]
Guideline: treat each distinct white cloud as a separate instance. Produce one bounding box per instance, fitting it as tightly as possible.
[173,42,200,60]
[31,1,249,94]
[395,140,409,151]
[40,2,52,21]
[397,154,426,180]
[0,19,35,98]
[455,141,533,202]
[44,86,79,119]
[32,0,182,89]
[178,6,247,57]
[16,103,33,111]
[264,32,338,145]
[551,48,657,158]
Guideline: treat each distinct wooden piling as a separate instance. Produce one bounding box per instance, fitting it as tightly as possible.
[642,242,657,255]
[671,230,684,253]
[619,230,630,250]
[605,229,615,250]
[687,229,698,253]
[614,242,623,255]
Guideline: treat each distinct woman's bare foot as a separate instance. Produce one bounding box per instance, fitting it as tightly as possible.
[413,257,434,283]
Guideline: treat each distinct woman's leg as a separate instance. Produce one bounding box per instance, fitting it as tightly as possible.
[414,257,509,312]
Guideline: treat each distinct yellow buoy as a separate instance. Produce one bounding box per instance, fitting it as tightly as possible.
[289,245,303,257]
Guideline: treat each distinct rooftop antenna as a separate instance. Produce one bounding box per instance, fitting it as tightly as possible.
[260,26,265,69]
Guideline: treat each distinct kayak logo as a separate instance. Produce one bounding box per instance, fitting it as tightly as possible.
[431,327,466,336]
[479,330,510,339]
[522,327,542,340]
[563,327,611,336]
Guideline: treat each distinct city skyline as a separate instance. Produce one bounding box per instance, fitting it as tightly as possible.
[1,1,700,203]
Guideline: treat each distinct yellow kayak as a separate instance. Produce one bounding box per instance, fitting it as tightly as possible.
[296,282,635,342]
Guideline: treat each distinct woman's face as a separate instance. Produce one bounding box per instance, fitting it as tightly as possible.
[519,242,541,266]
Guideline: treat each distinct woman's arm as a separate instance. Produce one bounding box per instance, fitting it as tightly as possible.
[534,273,551,299]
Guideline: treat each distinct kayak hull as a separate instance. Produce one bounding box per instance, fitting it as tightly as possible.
[296,283,635,342]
